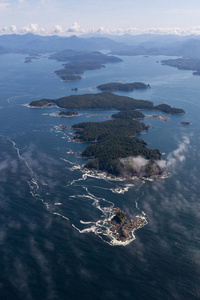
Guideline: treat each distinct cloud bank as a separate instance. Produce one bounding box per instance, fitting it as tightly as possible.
[2,23,200,36]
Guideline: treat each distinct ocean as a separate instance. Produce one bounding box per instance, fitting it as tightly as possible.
[0,53,200,300]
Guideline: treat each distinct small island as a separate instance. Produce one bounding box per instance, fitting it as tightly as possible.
[25,58,32,63]
[56,125,68,130]
[97,82,150,92]
[107,208,147,242]
[59,111,79,117]
[24,56,40,63]
[112,110,145,120]
[161,58,200,76]
[29,92,185,115]
[180,121,192,125]
[193,71,200,76]
[49,50,122,81]
[56,73,82,81]
[153,104,184,115]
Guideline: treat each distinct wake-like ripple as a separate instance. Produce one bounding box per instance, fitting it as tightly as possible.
[7,137,49,210]
[70,187,148,246]
[7,136,149,246]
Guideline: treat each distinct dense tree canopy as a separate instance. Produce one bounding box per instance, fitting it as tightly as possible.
[29,92,185,177]
[97,82,149,92]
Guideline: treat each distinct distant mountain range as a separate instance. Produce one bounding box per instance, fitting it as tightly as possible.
[1,33,200,59]
[107,35,200,59]
[0,33,125,55]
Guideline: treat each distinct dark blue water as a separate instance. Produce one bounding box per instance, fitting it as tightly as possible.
[0,53,200,300]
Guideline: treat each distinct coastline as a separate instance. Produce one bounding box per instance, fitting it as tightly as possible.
[82,167,168,182]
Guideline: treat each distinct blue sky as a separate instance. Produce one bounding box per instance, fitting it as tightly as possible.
[1,0,200,35]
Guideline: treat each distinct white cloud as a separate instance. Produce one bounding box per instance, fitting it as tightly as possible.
[0,26,7,33]
[96,27,105,34]
[91,25,200,36]
[53,24,63,34]
[22,23,39,33]
[156,160,167,169]
[2,23,200,36]
[10,25,17,33]
[158,136,190,173]
[67,22,85,33]
[120,156,149,174]
[8,23,48,35]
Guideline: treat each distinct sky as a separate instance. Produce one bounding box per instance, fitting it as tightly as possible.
[1,0,200,35]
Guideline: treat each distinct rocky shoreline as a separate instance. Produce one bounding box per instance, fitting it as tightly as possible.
[147,114,169,121]
[82,168,168,182]
[107,207,147,242]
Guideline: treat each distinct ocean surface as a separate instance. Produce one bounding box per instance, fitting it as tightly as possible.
[0,53,200,300]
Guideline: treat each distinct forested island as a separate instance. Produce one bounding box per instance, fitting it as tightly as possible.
[49,50,122,81]
[193,71,200,76]
[73,112,162,177]
[112,110,145,120]
[97,82,150,92]
[180,122,192,125]
[161,58,200,75]
[24,56,40,63]
[29,92,185,114]
[59,111,79,117]
[29,93,185,178]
